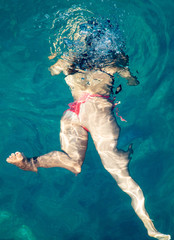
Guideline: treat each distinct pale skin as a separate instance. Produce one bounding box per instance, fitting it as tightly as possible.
[7,56,171,240]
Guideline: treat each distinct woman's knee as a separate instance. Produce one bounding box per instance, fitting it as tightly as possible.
[100,149,130,174]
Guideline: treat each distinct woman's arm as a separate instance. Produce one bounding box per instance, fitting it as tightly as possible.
[49,59,71,76]
[102,52,139,86]
[102,65,139,86]
[116,67,139,86]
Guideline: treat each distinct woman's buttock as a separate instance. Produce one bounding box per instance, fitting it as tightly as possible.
[79,97,119,137]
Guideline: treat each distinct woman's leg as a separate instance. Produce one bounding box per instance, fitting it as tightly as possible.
[6,111,88,175]
[80,98,171,240]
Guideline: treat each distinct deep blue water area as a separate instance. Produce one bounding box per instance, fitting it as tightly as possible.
[0,0,174,239]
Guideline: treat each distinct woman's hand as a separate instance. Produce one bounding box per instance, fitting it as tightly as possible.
[127,76,140,86]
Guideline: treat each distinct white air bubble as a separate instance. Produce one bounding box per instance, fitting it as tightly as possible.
[44,14,50,19]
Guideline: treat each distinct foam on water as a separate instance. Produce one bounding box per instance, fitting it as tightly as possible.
[49,5,126,70]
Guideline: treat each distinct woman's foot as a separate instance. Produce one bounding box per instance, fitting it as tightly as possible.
[148,231,171,240]
[6,152,38,172]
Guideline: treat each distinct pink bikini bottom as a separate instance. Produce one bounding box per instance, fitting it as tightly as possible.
[66,93,126,132]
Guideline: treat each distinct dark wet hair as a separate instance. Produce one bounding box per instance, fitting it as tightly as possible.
[65,18,128,70]
[72,50,129,71]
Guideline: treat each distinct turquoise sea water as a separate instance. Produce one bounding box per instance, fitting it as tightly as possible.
[0,0,174,239]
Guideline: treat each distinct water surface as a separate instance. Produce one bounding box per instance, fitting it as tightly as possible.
[0,0,174,239]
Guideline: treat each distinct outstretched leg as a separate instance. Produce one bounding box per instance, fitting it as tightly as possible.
[7,111,88,175]
[80,97,171,240]
[100,153,170,240]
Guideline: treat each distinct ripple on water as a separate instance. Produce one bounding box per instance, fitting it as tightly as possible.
[47,1,169,97]
[49,5,126,68]
[122,0,169,82]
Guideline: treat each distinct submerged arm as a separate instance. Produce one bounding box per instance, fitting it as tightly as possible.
[49,59,71,76]
[116,67,139,86]
[116,53,139,86]
[101,65,139,86]
[102,52,139,86]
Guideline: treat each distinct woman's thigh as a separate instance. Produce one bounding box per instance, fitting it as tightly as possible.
[80,98,120,146]
[60,110,88,166]
[80,98,129,169]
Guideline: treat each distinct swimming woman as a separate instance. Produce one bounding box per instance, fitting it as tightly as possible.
[6,19,171,240]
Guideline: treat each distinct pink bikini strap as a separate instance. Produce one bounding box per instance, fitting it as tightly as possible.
[86,94,127,122]
[66,93,127,123]
[113,101,127,122]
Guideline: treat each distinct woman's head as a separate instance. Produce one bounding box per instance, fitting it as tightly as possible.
[65,17,128,70]
[49,7,127,69]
